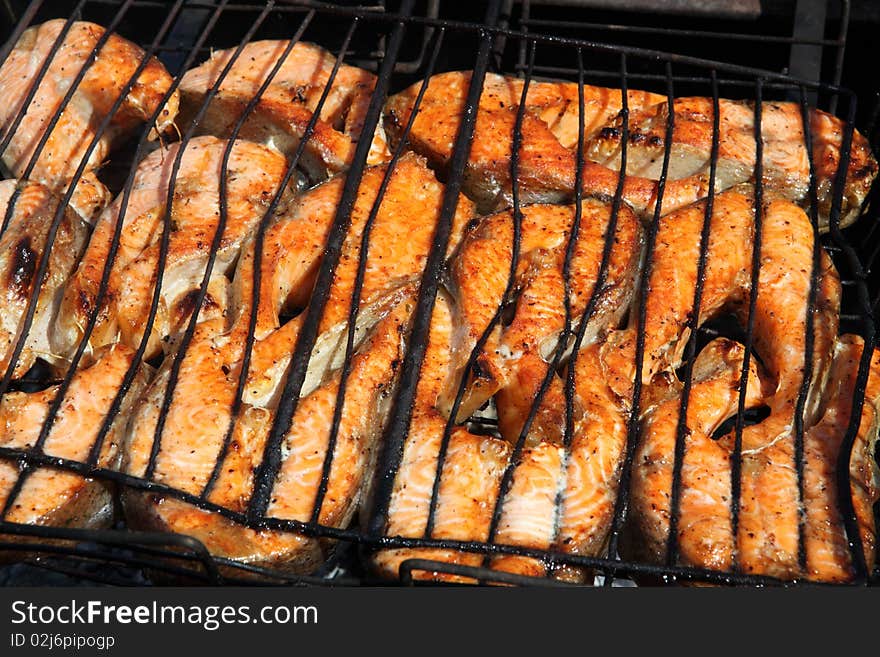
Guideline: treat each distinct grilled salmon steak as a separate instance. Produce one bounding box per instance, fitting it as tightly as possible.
[442,199,642,445]
[628,335,879,582]
[0,20,178,197]
[178,40,389,183]
[371,291,632,583]
[623,194,866,580]
[384,71,662,212]
[54,136,295,363]
[0,344,148,538]
[586,97,877,231]
[121,154,474,573]
[0,180,90,378]
[384,72,876,230]
[372,198,642,582]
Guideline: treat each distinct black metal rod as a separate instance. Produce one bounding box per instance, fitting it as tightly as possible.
[664,70,722,569]
[547,46,588,575]
[365,0,504,538]
[423,40,532,540]
[823,90,874,583]
[247,0,418,522]
[143,0,274,481]
[729,78,766,572]
[200,9,318,499]
[78,0,859,87]
[790,84,824,574]
[311,25,448,525]
[603,59,676,574]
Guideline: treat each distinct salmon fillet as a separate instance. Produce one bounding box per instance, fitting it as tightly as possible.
[230,152,472,408]
[0,20,178,194]
[599,190,838,422]
[178,40,389,183]
[586,97,877,231]
[442,199,642,444]
[0,180,90,378]
[384,71,876,230]
[0,344,148,539]
[629,335,880,582]
[384,71,662,212]
[123,289,412,575]
[625,196,851,580]
[121,155,474,573]
[53,136,295,362]
[371,290,632,583]
[801,335,880,581]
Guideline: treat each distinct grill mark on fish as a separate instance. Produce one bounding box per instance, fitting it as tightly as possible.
[7,237,36,299]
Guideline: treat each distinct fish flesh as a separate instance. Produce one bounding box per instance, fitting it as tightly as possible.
[54,136,295,362]
[626,197,850,580]
[0,179,90,378]
[384,71,662,212]
[178,40,389,183]
[0,19,178,194]
[373,197,643,582]
[585,97,878,230]
[384,72,876,230]
[370,291,631,582]
[442,199,642,444]
[121,154,474,572]
[0,344,148,539]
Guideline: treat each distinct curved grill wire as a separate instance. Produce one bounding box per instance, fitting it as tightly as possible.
[0,0,874,586]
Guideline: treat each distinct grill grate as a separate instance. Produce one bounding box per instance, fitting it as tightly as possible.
[0,0,877,587]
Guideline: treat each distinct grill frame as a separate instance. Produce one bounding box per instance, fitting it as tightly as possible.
[0,0,876,587]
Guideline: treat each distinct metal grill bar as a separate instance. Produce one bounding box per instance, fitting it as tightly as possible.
[248,0,418,521]
[143,0,275,482]
[0,438,861,586]
[57,0,860,90]
[80,0,230,473]
[399,558,574,587]
[664,70,722,569]
[793,84,826,573]
[823,90,874,582]
[546,46,588,575]
[474,40,534,568]
[200,9,318,500]
[422,39,533,542]
[519,18,843,47]
[366,0,504,536]
[729,78,765,572]
[311,25,448,527]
